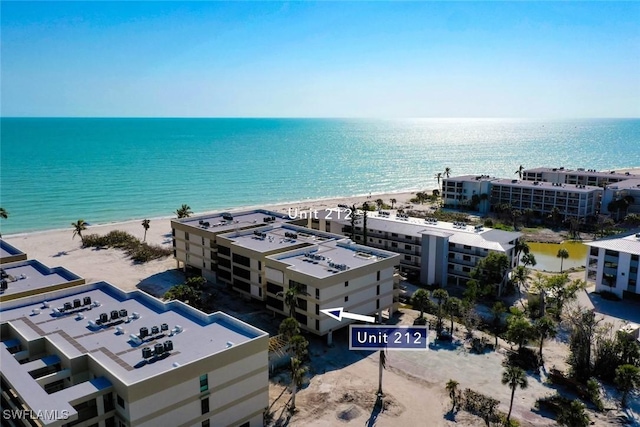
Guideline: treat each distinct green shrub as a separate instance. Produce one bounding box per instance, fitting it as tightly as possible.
[82,230,171,263]
[483,218,494,227]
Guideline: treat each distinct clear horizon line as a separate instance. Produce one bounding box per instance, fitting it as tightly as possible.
[2,116,639,120]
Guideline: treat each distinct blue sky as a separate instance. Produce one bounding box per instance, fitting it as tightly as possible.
[1,1,639,118]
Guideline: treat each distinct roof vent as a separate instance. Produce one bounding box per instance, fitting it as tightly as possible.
[226,341,234,348]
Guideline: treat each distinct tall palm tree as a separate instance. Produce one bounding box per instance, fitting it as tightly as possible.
[377,349,387,395]
[375,199,384,210]
[491,301,506,348]
[534,316,557,363]
[389,198,397,209]
[71,219,87,243]
[141,219,150,242]
[279,317,300,342]
[515,164,525,179]
[445,297,461,336]
[432,288,449,334]
[443,167,452,178]
[0,207,8,219]
[514,239,530,264]
[289,356,308,412]
[435,172,443,191]
[557,248,570,273]
[411,289,430,319]
[175,204,192,219]
[521,253,537,268]
[445,379,460,412]
[278,284,310,318]
[502,365,528,422]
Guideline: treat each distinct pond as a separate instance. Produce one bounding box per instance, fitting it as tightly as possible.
[524,241,589,272]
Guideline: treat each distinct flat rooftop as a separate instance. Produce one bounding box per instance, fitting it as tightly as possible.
[1,282,267,385]
[219,224,340,254]
[0,239,27,263]
[443,174,499,182]
[343,212,520,251]
[269,240,399,279]
[0,259,84,302]
[524,167,636,178]
[606,178,640,190]
[491,179,602,192]
[174,209,291,233]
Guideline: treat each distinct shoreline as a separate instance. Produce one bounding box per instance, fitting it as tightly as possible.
[3,188,429,238]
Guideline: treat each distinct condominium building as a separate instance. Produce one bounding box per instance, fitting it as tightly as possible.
[170,209,304,281]
[522,167,635,187]
[602,178,640,216]
[441,175,497,214]
[1,239,28,264]
[315,210,521,287]
[489,179,602,220]
[215,223,400,342]
[0,281,268,427]
[585,231,640,299]
[0,259,85,303]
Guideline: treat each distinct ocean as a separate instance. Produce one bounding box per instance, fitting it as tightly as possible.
[1,118,639,235]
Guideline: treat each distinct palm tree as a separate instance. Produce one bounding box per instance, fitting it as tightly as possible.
[521,253,537,268]
[375,199,384,210]
[445,297,461,336]
[279,317,300,342]
[411,289,430,319]
[557,248,570,273]
[502,366,528,422]
[515,164,525,179]
[377,349,387,395]
[71,219,87,243]
[445,379,460,412]
[443,167,452,178]
[432,288,449,334]
[615,364,640,407]
[491,301,506,348]
[557,400,590,427]
[511,266,530,298]
[278,284,310,318]
[534,316,557,363]
[435,172,443,191]
[390,198,397,209]
[514,239,530,264]
[289,356,308,412]
[175,204,192,218]
[0,207,8,219]
[141,219,150,242]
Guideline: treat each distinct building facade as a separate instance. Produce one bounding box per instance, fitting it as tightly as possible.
[441,175,497,214]
[601,178,640,217]
[489,179,602,221]
[585,231,640,299]
[1,281,268,427]
[522,167,635,187]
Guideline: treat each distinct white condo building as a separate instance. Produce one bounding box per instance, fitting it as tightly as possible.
[585,231,640,299]
[309,209,521,287]
[522,167,635,187]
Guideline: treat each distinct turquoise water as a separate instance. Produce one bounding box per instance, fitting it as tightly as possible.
[1,118,639,234]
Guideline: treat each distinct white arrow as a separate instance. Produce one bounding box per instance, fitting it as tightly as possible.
[320,307,376,323]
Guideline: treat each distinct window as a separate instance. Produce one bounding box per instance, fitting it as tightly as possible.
[210,251,215,259]
[199,374,208,393]
[464,245,472,250]
[267,296,284,311]
[103,393,115,412]
[233,279,251,293]
[239,422,250,427]
[391,233,398,237]
[258,261,262,270]
[267,282,283,294]
[185,232,189,241]
[233,266,251,280]
[218,245,231,256]
[315,305,319,315]
[202,237,205,245]
[463,255,471,262]
[344,296,349,302]
[295,312,307,325]
[316,319,320,330]
[201,397,210,414]
[377,271,380,281]
[405,244,411,250]
[404,255,411,261]
[233,253,250,267]
[202,420,210,427]
[172,229,175,236]
[297,298,307,310]
[316,288,320,299]
[376,285,380,295]
[376,299,380,309]
[391,242,398,248]
[345,281,349,287]
[185,242,190,251]
[116,394,125,409]
[405,235,412,240]
[378,239,382,244]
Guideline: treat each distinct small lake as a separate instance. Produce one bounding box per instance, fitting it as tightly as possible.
[525,241,589,272]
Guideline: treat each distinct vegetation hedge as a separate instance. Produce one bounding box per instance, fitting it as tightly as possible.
[82,230,172,263]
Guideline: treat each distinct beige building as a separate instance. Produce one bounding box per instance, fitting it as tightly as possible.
[1,239,28,265]
[1,281,268,427]
[215,223,400,343]
[489,179,602,221]
[585,231,640,299]
[522,167,634,187]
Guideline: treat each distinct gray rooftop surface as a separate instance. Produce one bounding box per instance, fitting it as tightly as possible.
[1,282,266,385]
[443,174,499,182]
[269,240,399,279]
[175,209,291,233]
[586,230,640,255]
[0,239,27,260]
[606,178,640,190]
[523,167,637,178]
[491,179,602,192]
[220,224,340,253]
[0,260,83,299]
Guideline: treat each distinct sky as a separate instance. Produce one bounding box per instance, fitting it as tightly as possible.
[1,1,639,118]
